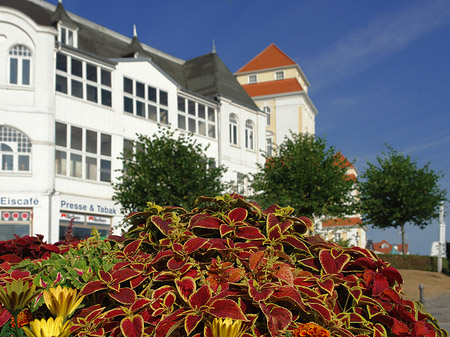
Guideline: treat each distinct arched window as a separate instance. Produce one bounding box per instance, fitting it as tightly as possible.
[263,106,271,126]
[229,114,238,145]
[0,126,31,172]
[9,45,32,86]
[245,120,254,150]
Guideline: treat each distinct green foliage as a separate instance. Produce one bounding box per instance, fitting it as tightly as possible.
[359,146,447,253]
[251,133,358,220]
[113,127,227,214]
[379,254,449,273]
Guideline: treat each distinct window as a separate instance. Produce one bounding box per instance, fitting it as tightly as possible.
[177,96,216,138]
[123,77,169,124]
[245,120,254,150]
[0,126,31,172]
[55,122,111,182]
[59,212,110,241]
[263,106,271,126]
[0,209,32,241]
[9,45,32,86]
[275,71,284,80]
[229,114,238,145]
[59,26,76,47]
[248,75,257,84]
[266,137,273,157]
[55,52,112,107]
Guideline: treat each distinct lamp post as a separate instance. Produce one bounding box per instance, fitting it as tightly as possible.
[437,202,446,273]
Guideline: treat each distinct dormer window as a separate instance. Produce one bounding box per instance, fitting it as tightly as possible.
[59,25,77,47]
[248,74,257,84]
[275,71,284,80]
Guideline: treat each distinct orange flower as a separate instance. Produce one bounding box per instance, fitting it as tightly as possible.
[292,322,330,337]
[10,309,33,328]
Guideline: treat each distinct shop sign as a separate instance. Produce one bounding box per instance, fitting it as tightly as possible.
[1,211,31,222]
[60,200,117,215]
[0,197,39,206]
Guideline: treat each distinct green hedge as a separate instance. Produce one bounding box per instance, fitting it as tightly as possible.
[379,254,449,273]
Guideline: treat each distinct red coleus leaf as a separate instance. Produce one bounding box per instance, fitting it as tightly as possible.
[0,308,11,328]
[372,274,389,296]
[0,254,22,263]
[131,275,147,289]
[268,224,282,241]
[317,278,334,295]
[151,215,172,235]
[103,308,124,320]
[282,236,309,251]
[259,302,292,337]
[80,280,106,296]
[272,263,294,285]
[151,250,176,264]
[152,286,176,300]
[154,308,185,337]
[249,251,265,271]
[272,286,305,309]
[392,318,410,335]
[219,224,233,237]
[163,292,176,308]
[175,277,196,302]
[99,270,112,283]
[248,280,274,302]
[382,266,403,286]
[319,249,350,274]
[167,256,185,271]
[228,208,247,222]
[209,299,248,321]
[120,314,144,337]
[189,285,211,310]
[185,313,203,335]
[188,214,221,229]
[308,302,332,321]
[130,298,151,312]
[110,288,137,305]
[123,240,142,256]
[10,269,31,280]
[295,216,313,233]
[184,237,207,254]
[235,226,266,240]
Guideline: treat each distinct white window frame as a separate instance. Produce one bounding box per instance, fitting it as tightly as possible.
[245,120,254,150]
[266,136,273,157]
[275,71,284,80]
[263,106,271,126]
[248,74,257,84]
[9,45,32,86]
[177,96,216,139]
[0,126,32,173]
[59,25,77,47]
[229,114,238,146]
[56,52,112,107]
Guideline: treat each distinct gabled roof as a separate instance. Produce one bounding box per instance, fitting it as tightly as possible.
[322,217,362,228]
[121,36,146,58]
[236,43,296,73]
[242,78,303,98]
[51,2,77,28]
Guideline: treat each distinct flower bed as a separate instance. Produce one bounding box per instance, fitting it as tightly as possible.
[0,194,447,337]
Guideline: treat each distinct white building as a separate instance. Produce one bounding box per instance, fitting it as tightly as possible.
[0,0,265,242]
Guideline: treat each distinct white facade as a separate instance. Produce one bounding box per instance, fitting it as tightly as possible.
[0,1,264,242]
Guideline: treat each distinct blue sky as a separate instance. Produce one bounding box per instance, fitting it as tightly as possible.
[49,0,450,255]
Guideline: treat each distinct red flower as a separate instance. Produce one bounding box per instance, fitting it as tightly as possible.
[292,322,330,337]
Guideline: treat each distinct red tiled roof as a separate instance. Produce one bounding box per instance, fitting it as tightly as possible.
[372,240,409,254]
[242,78,303,97]
[334,152,354,169]
[236,43,297,73]
[322,217,362,228]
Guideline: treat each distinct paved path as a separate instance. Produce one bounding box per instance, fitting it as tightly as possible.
[423,292,450,334]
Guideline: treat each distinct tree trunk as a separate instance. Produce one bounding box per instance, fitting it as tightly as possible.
[401,224,405,255]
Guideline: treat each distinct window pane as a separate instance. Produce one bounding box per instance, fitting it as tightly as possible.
[148,105,157,121]
[56,75,67,93]
[124,97,133,113]
[160,90,168,106]
[70,153,82,178]
[136,81,145,98]
[86,63,97,82]
[18,155,29,171]
[178,96,185,111]
[188,100,195,115]
[160,109,168,124]
[86,156,97,180]
[188,118,196,133]
[87,84,98,103]
[198,121,206,136]
[100,159,111,182]
[208,124,216,138]
[198,104,205,119]
[86,130,97,154]
[55,122,67,147]
[178,114,186,130]
[9,58,18,84]
[22,59,30,85]
[71,80,83,98]
[56,53,67,72]
[68,30,73,46]
[136,101,145,117]
[71,126,82,150]
[2,154,13,170]
[61,27,66,44]
[124,77,133,94]
[55,150,67,175]
[148,86,157,102]
[71,58,82,77]
[123,139,133,159]
[101,134,111,156]
[101,69,111,87]
[101,89,112,107]
[208,107,215,122]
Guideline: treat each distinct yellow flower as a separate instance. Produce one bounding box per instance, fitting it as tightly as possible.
[43,285,85,319]
[211,317,245,337]
[23,317,72,337]
[0,279,37,316]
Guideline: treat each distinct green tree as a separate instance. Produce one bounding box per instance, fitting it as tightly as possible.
[113,128,226,214]
[251,133,358,222]
[359,146,447,254]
